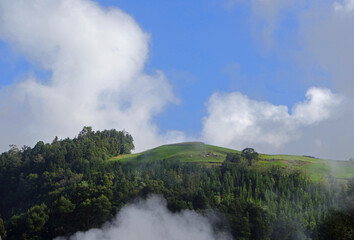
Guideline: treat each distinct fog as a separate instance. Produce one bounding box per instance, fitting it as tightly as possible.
[55,195,231,240]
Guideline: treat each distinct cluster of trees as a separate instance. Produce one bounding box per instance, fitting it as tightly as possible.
[223,148,259,167]
[0,128,352,239]
[0,127,134,239]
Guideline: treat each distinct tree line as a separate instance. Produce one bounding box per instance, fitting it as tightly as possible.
[0,128,352,239]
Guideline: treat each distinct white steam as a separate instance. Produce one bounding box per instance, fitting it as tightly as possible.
[0,0,185,152]
[55,195,231,240]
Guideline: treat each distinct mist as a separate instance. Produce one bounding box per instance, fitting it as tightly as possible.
[54,195,231,240]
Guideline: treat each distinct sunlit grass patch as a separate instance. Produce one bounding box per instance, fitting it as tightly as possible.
[109,142,354,182]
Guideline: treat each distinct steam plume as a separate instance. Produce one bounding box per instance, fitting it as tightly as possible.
[55,195,231,240]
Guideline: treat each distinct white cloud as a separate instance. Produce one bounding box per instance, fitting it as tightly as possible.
[292,88,343,125]
[334,0,354,13]
[216,0,354,159]
[202,87,344,156]
[55,195,231,240]
[0,0,185,152]
[299,0,354,99]
[240,0,354,100]
[1,0,353,160]
[284,0,354,159]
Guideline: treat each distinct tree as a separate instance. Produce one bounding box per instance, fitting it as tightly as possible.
[193,190,208,209]
[241,148,258,165]
[224,153,248,168]
[78,126,93,138]
[26,204,49,234]
[92,194,112,225]
[225,153,242,163]
[318,209,354,240]
[54,196,75,215]
[50,196,76,236]
[6,215,26,240]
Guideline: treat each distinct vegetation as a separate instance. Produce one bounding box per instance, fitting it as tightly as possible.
[0,128,353,239]
[111,142,353,182]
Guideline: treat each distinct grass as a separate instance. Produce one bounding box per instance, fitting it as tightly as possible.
[259,154,322,162]
[109,142,354,182]
[110,142,237,165]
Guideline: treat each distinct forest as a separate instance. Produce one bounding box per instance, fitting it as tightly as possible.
[0,127,352,240]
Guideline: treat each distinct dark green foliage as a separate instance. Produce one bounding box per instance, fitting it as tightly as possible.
[224,153,248,167]
[271,217,306,240]
[0,129,352,240]
[241,148,258,165]
[26,204,49,235]
[0,127,134,239]
[6,215,26,240]
[317,209,354,240]
[0,218,5,238]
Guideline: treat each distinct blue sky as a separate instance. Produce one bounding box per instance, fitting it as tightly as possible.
[0,0,353,159]
[97,1,309,132]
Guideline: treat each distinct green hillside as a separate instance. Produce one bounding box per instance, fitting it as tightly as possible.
[110,142,354,182]
[110,142,238,165]
[1,129,352,240]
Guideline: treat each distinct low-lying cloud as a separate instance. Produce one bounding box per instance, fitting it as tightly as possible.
[0,0,185,153]
[202,87,345,157]
[55,195,231,240]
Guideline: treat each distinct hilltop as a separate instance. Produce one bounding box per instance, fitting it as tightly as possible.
[110,142,354,182]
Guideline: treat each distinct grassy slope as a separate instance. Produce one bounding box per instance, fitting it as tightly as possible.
[110,142,354,182]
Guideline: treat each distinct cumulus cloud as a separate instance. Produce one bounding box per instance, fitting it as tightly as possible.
[55,195,231,240]
[292,88,343,125]
[216,0,354,159]
[202,87,344,156]
[240,0,354,100]
[291,0,354,159]
[0,0,185,152]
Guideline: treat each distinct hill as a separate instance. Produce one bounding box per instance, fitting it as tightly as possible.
[110,142,354,182]
[0,129,353,240]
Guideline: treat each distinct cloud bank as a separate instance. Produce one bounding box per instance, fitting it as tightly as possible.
[0,0,185,152]
[202,87,345,157]
[300,0,354,99]
[215,0,354,159]
[55,195,231,240]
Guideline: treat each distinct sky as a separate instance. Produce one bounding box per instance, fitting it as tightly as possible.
[0,0,353,159]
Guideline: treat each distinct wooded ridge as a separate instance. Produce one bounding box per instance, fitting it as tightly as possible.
[0,127,352,239]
